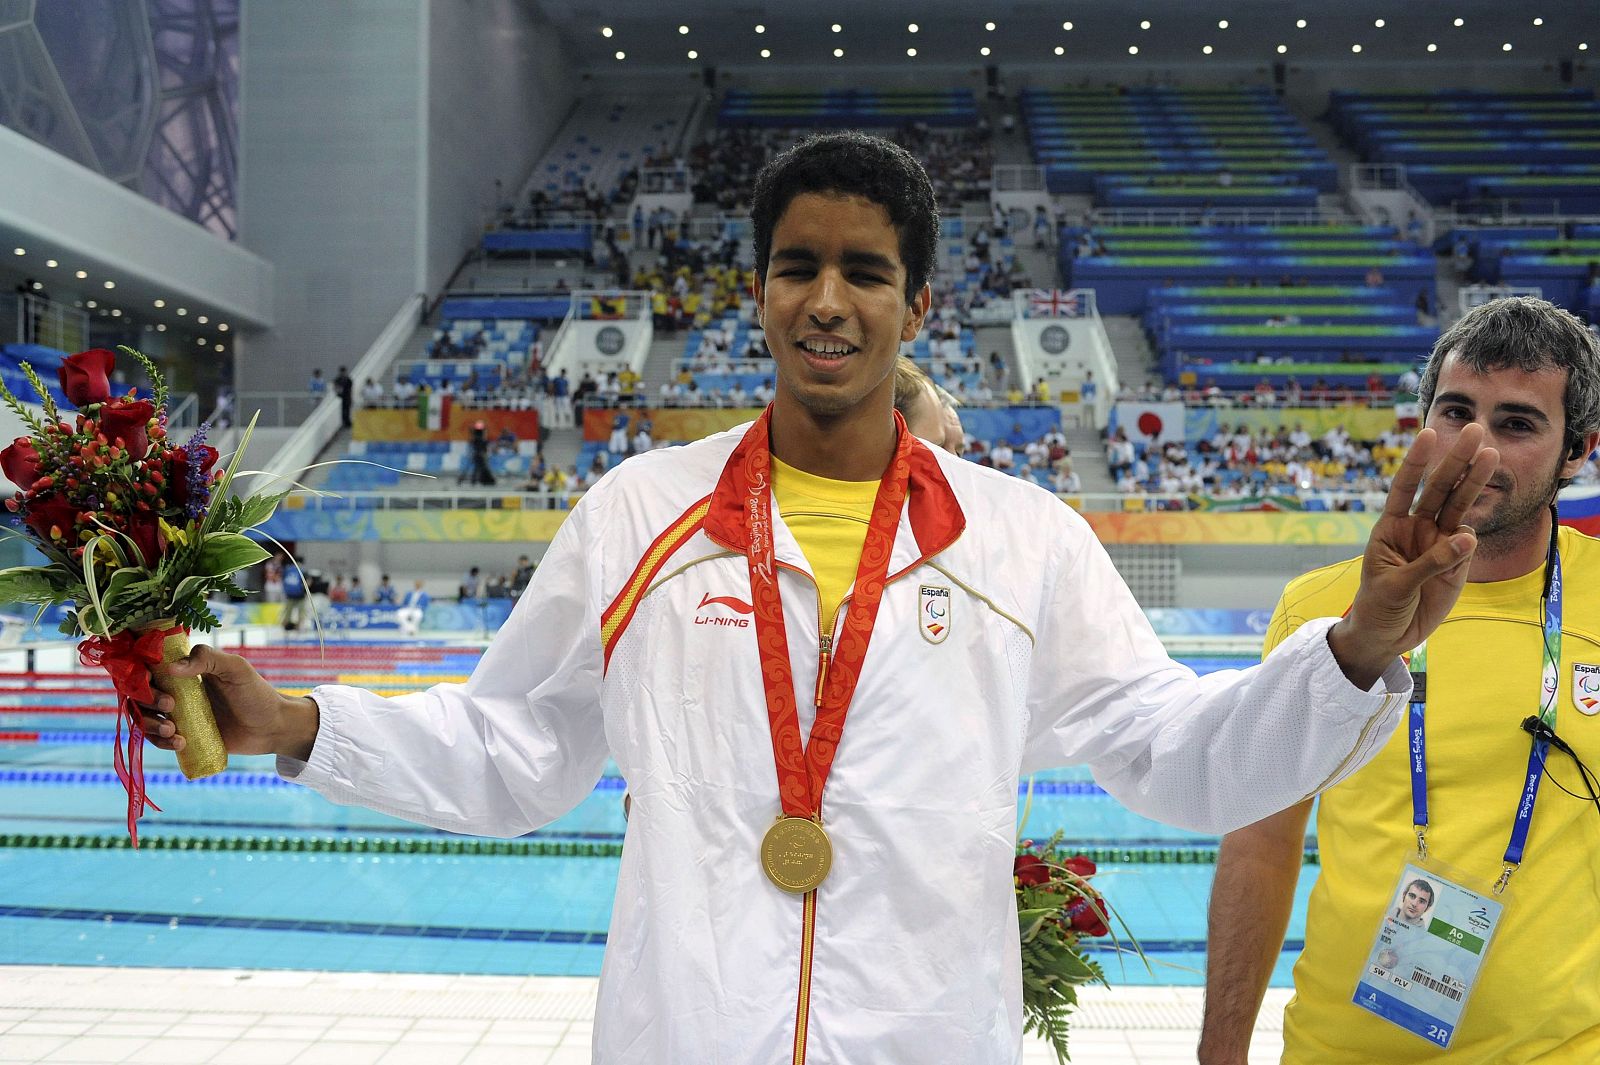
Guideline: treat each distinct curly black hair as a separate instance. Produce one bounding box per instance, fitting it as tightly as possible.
[749,131,940,304]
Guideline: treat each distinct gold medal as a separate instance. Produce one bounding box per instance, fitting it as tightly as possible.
[761,816,832,894]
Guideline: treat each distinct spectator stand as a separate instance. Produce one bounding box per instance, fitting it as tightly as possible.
[1007,288,1117,428]
[543,289,653,392]
[629,167,694,248]
[1023,86,1337,198]
[395,315,543,396]
[517,93,696,216]
[1103,400,1408,510]
[1327,89,1600,214]
[990,165,1054,239]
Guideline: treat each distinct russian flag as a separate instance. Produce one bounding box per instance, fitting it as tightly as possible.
[1558,484,1600,536]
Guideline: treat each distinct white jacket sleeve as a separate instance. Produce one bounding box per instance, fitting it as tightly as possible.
[1021,513,1410,834]
[277,498,608,837]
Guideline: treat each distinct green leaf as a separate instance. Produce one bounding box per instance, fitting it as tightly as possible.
[194,532,270,577]
[0,566,73,605]
[232,491,288,530]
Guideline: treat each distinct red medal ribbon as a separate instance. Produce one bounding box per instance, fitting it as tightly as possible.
[78,626,179,847]
[738,407,913,821]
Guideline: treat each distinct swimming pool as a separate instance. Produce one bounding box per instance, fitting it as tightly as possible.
[0,643,1314,987]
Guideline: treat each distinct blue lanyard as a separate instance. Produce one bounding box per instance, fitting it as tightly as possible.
[1408,544,1562,895]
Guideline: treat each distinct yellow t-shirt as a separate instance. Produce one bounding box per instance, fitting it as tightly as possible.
[770,457,877,635]
[1267,525,1600,1064]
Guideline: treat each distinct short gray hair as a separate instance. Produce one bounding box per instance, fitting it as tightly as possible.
[1417,296,1600,461]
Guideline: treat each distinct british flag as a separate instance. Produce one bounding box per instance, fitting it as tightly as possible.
[1029,289,1079,317]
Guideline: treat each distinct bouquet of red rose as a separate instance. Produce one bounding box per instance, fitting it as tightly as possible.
[1014,831,1127,1063]
[0,347,284,845]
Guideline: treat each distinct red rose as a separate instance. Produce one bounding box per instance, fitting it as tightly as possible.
[1062,855,1097,880]
[1013,853,1051,888]
[57,349,116,407]
[23,494,80,543]
[1064,890,1110,937]
[168,444,220,508]
[0,437,42,488]
[98,399,156,458]
[124,512,163,566]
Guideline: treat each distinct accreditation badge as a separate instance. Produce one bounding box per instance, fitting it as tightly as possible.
[1351,857,1504,1050]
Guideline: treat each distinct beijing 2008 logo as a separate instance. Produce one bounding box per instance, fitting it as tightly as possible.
[1575,663,1600,715]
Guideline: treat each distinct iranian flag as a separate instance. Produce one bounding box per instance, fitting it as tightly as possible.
[417,389,452,431]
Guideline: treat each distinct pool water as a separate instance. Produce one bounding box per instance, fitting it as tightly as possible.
[0,645,1313,986]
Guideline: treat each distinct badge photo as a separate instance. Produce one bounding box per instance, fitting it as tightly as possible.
[1575,662,1600,716]
[919,584,951,644]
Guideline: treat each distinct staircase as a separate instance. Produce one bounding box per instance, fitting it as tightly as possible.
[640,331,684,401]
[1098,315,1159,393]
[973,324,1023,393]
[1064,423,1115,493]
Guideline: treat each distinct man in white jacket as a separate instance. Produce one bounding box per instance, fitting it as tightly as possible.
[146,133,1497,1065]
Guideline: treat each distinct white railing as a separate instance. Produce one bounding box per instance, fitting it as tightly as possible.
[570,289,652,322]
[234,391,330,428]
[1348,164,1410,191]
[1091,206,1324,226]
[14,293,89,350]
[1458,284,1545,315]
[637,167,691,195]
[991,165,1046,193]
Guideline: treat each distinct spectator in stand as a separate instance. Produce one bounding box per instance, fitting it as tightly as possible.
[361,378,384,407]
[609,414,631,457]
[374,575,397,605]
[309,369,327,397]
[261,555,284,604]
[459,567,482,602]
[511,555,536,597]
[329,576,349,604]
[347,577,366,605]
[632,420,654,455]
[334,367,354,429]
[281,563,307,631]
[396,579,429,637]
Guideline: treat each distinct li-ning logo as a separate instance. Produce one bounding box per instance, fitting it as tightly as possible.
[919,585,951,644]
[696,592,753,628]
[1574,663,1600,715]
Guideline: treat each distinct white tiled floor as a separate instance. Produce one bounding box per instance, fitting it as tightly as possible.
[0,967,1290,1064]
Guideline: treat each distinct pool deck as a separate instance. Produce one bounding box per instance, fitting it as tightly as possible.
[0,966,1289,1064]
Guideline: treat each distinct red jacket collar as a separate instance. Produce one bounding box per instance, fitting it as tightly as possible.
[703,405,966,565]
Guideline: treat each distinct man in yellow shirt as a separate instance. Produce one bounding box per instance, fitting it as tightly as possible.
[1200,296,1600,1064]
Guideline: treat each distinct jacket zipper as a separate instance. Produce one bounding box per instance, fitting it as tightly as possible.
[1296,691,1399,804]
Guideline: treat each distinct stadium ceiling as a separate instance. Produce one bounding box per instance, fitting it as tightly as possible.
[533,0,1593,70]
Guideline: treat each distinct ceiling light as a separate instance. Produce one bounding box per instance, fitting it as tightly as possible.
[153,299,165,308]
[1054,45,1065,55]
[755,24,765,33]
[1203,44,1214,53]
[86,300,97,309]
[1140,20,1151,30]
[600,26,612,37]
[1297,18,1308,28]
[833,46,843,56]
[908,23,919,32]
[906,47,917,56]
[1277,43,1287,52]
[111,309,121,317]
[678,24,688,34]
[1218,19,1229,29]
[11,247,22,256]
[687,49,697,58]
[1062,21,1074,31]
[198,315,209,324]
[156,324,166,332]
[1128,45,1139,54]
[760,47,771,57]
[30,281,41,291]
[103,280,115,289]
[1533,17,1543,25]
[1502,42,1513,50]
[218,323,229,332]
[614,50,625,59]
[75,270,88,278]
[831,23,841,32]
[1351,43,1362,52]
[45,259,57,268]
[1581,43,1590,50]
[980,45,991,55]
[1454,17,1464,26]
[1427,42,1438,51]
[985,21,996,31]
[1374,18,1385,27]
[176,308,187,316]
[215,344,225,353]
[196,338,206,346]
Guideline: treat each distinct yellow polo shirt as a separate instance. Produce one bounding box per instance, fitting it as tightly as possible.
[1268,525,1600,1064]
[770,457,877,635]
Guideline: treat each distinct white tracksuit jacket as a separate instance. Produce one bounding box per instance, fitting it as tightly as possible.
[284,420,1410,1064]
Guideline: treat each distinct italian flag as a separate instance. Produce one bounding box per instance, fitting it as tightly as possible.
[417,390,452,431]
